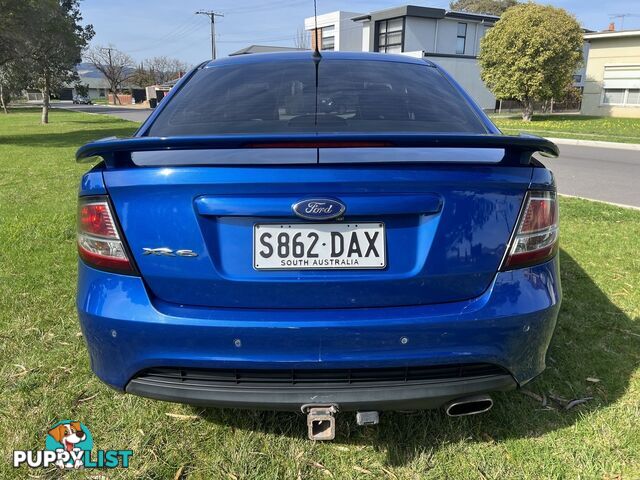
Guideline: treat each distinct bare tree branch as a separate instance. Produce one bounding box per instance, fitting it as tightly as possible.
[294,26,310,50]
[85,45,134,105]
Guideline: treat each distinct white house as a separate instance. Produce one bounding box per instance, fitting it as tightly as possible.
[303,11,364,52]
[580,30,640,117]
[304,5,498,109]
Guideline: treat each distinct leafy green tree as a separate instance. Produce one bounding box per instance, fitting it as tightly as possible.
[0,1,93,121]
[27,0,94,123]
[74,82,90,98]
[0,0,40,112]
[0,0,39,67]
[0,61,30,113]
[478,3,583,121]
[449,0,517,16]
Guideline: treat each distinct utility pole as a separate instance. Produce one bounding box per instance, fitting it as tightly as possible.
[196,10,224,59]
[99,47,118,105]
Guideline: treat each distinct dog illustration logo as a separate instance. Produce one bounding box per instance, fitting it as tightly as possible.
[44,420,93,469]
[13,419,132,469]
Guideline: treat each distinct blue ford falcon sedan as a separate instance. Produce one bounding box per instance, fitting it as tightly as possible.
[76,51,560,440]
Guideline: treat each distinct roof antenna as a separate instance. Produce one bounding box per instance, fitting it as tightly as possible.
[313,0,321,59]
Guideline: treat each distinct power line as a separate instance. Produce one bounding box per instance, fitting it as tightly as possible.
[126,17,203,53]
[216,20,369,46]
[223,0,308,15]
[196,10,224,60]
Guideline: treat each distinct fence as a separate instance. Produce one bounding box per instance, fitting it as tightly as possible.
[107,93,133,105]
[494,97,582,114]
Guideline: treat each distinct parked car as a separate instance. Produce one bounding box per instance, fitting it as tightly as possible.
[72,95,92,105]
[75,52,560,440]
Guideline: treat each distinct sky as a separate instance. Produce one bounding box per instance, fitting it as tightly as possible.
[81,0,640,66]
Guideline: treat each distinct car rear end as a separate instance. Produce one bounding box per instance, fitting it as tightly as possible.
[76,53,561,428]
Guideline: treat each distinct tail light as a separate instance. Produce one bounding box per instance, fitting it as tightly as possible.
[77,197,136,274]
[502,190,558,269]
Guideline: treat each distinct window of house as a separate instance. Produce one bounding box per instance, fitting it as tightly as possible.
[602,89,626,105]
[602,88,640,105]
[627,89,640,105]
[321,26,335,51]
[602,65,640,106]
[376,17,404,53]
[312,26,335,51]
[456,23,467,55]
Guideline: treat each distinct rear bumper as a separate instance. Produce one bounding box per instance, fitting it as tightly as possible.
[77,256,561,410]
[127,372,516,411]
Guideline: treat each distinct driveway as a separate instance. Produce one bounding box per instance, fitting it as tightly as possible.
[59,104,640,208]
[539,143,640,208]
[59,103,152,123]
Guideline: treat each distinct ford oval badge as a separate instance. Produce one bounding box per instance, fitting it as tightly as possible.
[292,198,346,221]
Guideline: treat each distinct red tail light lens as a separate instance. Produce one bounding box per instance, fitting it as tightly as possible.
[502,191,558,269]
[77,197,135,274]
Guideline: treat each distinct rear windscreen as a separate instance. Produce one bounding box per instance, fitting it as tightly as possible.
[146,59,488,136]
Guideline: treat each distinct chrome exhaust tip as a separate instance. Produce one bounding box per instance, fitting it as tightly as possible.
[445,394,493,417]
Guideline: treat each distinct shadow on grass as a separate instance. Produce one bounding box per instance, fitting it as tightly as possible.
[194,249,639,466]
[525,114,600,123]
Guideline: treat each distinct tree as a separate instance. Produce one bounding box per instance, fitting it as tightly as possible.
[0,1,37,112]
[27,0,94,123]
[449,0,517,16]
[294,27,310,50]
[130,63,156,89]
[0,61,31,113]
[0,0,39,67]
[74,81,89,98]
[85,46,134,105]
[478,3,583,121]
[145,56,188,84]
[130,56,189,87]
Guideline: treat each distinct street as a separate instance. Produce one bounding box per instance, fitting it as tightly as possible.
[60,104,640,209]
[539,144,640,208]
[59,103,152,123]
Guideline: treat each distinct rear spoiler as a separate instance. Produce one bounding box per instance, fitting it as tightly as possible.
[76,133,558,168]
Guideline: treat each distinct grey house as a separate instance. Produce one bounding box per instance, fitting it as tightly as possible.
[305,5,498,109]
[352,6,497,57]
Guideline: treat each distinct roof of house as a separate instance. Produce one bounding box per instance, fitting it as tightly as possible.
[584,29,640,40]
[304,10,364,29]
[351,5,498,23]
[228,45,309,56]
[160,77,181,88]
[74,76,109,89]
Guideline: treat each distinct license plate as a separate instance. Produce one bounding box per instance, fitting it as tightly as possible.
[253,223,386,270]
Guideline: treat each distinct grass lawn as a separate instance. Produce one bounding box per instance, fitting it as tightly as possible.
[1,109,639,479]
[491,114,640,144]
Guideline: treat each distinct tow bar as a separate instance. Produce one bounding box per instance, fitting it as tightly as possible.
[301,405,381,440]
[301,404,338,440]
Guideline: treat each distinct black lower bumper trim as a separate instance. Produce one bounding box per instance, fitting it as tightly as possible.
[126,374,516,411]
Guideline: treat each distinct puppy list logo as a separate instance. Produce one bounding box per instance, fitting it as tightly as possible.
[13,420,132,469]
